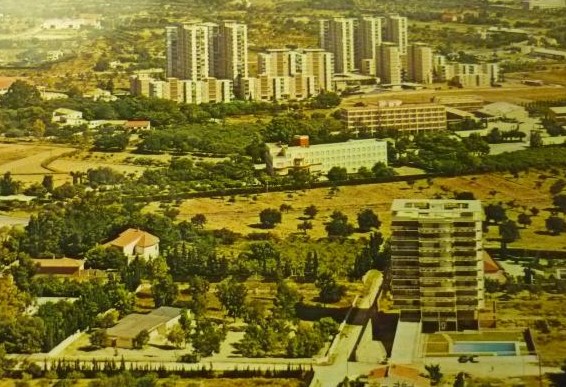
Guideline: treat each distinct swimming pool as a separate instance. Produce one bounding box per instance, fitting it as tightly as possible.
[452,342,517,356]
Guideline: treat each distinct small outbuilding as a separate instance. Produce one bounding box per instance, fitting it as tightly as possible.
[105,306,184,349]
[32,258,85,276]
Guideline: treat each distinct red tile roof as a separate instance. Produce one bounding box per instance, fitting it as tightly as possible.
[483,251,501,273]
[107,228,159,248]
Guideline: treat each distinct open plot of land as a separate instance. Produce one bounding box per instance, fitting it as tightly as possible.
[494,292,566,366]
[177,171,561,250]
[0,143,76,184]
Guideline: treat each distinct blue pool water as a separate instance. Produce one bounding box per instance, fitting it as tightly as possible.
[453,342,517,356]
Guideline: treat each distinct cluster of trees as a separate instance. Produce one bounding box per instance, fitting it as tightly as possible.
[233,280,339,358]
[485,127,527,144]
[0,272,134,353]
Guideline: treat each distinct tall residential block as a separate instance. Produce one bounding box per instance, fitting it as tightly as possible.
[340,101,447,134]
[390,199,484,332]
[385,15,408,55]
[407,44,433,84]
[166,23,211,81]
[356,16,383,72]
[217,20,249,81]
[320,17,356,73]
[376,43,402,85]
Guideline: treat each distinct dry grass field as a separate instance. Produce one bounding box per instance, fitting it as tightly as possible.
[175,170,564,250]
[494,292,566,365]
[0,379,303,387]
[0,143,76,184]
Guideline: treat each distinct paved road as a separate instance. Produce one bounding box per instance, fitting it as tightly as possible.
[311,274,383,387]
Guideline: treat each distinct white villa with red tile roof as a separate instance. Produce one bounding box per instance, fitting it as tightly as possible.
[105,228,159,261]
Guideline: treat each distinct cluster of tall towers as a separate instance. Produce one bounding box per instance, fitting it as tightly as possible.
[319,15,432,85]
[165,20,248,83]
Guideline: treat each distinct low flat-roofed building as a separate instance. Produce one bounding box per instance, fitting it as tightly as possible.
[340,101,447,134]
[266,135,388,176]
[476,102,529,121]
[105,307,184,348]
[530,47,566,60]
[124,120,151,131]
[432,95,484,112]
[549,106,566,124]
[32,258,85,276]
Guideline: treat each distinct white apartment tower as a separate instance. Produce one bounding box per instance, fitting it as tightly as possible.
[407,44,433,84]
[385,15,408,55]
[390,199,485,332]
[356,16,383,72]
[320,17,356,73]
[376,43,402,85]
[217,20,249,81]
[165,23,211,81]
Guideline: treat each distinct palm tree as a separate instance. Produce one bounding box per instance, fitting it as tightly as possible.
[425,364,443,385]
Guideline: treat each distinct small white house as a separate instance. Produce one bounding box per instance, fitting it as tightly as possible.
[104,228,159,261]
[51,108,85,126]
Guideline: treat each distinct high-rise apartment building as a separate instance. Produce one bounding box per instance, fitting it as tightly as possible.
[390,199,484,332]
[166,23,211,81]
[320,17,356,73]
[385,15,408,55]
[217,20,249,81]
[407,44,433,84]
[375,43,402,85]
[356,16,383,72]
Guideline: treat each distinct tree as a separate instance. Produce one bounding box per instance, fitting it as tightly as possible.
[41,175,54,193]
[190,214,207,229]
[304,251,319,282]
[325,211,354,238]
[425,364,443,385]
[530,131,543,148]
[304,205,318,219]
[553,194,566,213]
[286,323,325,358]
[357,208,381,232]
[133,329,149,349]
[273,280,301,320]
[485,203,507,224]
[279,203,292,213]
[371,162,396,179]
[517,213,532,228]
[314,317,339,339]
[190,319,226,357]
[545,216,566,235]
[454,191,476,200]
[259,208,282,229]
[0,172,21,196]
[316,272,346,304]
[167,324,185,348]
[297,220,313,235]
[499,220,520,256]
[216,277,248,319]
[152,274,178,307]
[0,80,41,109]
[89,329,108,348]
[85,246,128,270]
[327,166,348,182]
[310,91,341,108]
[0,344,15,378]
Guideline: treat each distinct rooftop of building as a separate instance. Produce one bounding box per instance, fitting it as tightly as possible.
[106,307,182,339]
[32,258,84,268]
[549,106,566,114]
[391,199,483,215]
[266,138,387,153]
[477,101,525,116]
[105,228,159,248]
[342,101,444,111]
